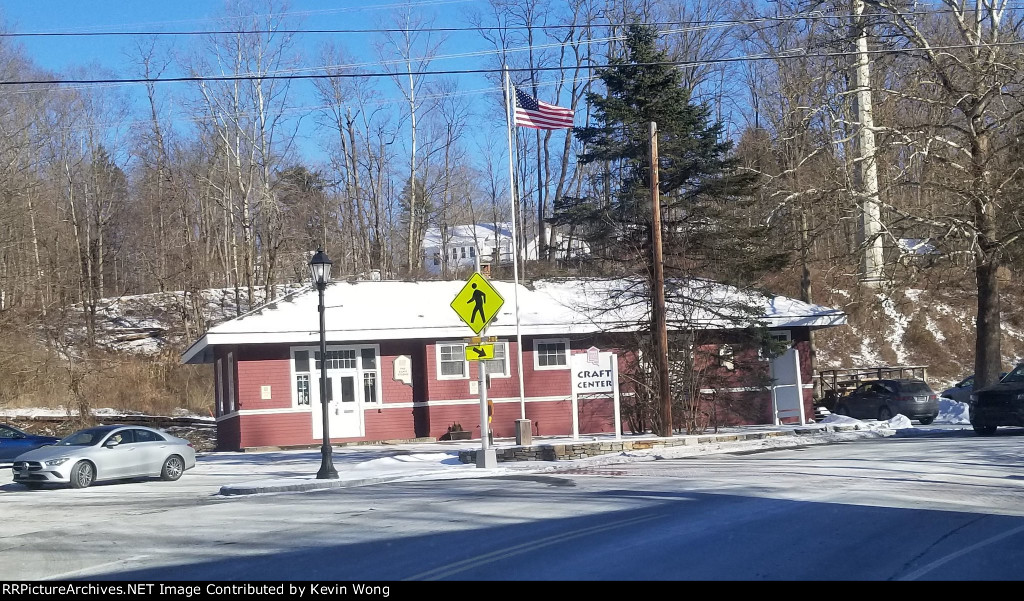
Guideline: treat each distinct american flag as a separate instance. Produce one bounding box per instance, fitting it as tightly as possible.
[514,88,574,130]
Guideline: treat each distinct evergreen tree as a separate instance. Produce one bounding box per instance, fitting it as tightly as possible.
[560,24,790,435]
[564,23,787,283]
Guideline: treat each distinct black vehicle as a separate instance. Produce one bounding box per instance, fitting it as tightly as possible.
[968,363,1024,435]
[833,378,940,424]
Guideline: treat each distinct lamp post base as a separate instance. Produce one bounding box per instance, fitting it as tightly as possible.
[316,443,339,479]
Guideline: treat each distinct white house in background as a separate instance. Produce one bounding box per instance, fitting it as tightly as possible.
[422,222,590,275]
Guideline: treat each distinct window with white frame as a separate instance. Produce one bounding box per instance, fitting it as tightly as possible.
[437,342,468,379]
[718,345,735,371]
[759,330,793,361]
[293,350,311,407]
[534,339,569,370]
[483,342,510,377]
[316,349,357,370]
[296,374,311,406]
[295,346,380,405]
[361,348,379,404]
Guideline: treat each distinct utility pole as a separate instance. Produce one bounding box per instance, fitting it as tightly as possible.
[852,0,884,287]
[649,122,672,437]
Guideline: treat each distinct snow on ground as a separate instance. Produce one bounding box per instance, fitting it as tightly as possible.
[880,292,910,365]
[0,406,213,421]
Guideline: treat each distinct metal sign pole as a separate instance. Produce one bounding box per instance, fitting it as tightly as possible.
[612,353,622,441]
[478,331,490,454]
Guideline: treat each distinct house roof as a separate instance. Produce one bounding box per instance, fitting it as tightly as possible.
[421,223,514,248]
[181,277,847,364]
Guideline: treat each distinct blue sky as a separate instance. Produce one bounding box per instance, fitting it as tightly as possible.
[0,0,511,167]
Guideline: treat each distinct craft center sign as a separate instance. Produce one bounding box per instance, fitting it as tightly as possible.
[568,346,622,442]
[571,347,615,393]
[574,368,614,392]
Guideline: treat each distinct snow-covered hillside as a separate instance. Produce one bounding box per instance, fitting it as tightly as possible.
[72,284,307,355]
[813,286,1024,391]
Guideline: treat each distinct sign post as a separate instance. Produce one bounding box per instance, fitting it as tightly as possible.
[451,273,505,468]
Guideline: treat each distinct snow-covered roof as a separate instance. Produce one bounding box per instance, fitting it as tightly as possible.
[421,223,514,249]
[181,277,847,364]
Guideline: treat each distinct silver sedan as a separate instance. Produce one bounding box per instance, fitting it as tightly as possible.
[12,424,196,489]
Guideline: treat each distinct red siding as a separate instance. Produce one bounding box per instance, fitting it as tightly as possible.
[379,340,417,405]
[234,345,292,411]
[578,397,614,433]
[215,327,820,448]
[238,412,313,448]
[363,406,418,440]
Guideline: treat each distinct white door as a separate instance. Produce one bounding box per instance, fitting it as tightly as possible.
[312,372,363,440]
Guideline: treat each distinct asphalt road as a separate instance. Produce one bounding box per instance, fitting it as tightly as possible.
[2,426,1023,581]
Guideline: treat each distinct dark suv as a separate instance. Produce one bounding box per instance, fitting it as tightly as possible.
[834,378,939,424]
[969,363,1024,435]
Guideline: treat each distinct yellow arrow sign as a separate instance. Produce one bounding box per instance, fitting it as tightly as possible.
[450,273,505,335]
[465,344,494,361]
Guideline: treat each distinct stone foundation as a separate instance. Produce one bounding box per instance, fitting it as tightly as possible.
[456,425,845,464]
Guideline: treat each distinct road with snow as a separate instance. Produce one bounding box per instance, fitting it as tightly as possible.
[2,425,1023,581]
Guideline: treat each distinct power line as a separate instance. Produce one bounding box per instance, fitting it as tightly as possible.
[3,8,1022,36]
[4,41,1024,88]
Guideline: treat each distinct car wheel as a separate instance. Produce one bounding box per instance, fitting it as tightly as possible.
[69,461,95,489]
[835,405,849,416]
[973,424,997,436]
[878,406,893,421]
[160,455,185,481]
[918,416,935,425]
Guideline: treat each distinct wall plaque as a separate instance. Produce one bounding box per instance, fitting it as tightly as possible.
[393,355,412,386]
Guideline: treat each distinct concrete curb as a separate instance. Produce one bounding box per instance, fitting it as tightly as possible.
[220,475,410,496]
[217,424,870,497]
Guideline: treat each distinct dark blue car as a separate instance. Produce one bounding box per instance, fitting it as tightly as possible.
[0,424,60,461]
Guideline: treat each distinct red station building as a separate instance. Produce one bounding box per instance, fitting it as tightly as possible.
[181,278,846,451]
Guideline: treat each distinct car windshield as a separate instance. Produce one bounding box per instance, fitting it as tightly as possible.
[897,381,932,393]
[54,428,110,447]
[1001,365,1024,384]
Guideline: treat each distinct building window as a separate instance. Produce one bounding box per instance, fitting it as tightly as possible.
[469,246,476,258]
[451,248,458,260]
[484,342,510,378]
[293,350,311,408]
[759,330,793,361]
[718,345,735,371]
[316,349,357,370]
[534,339,569,370]
[433,253,440,266]
[363,372,377,404]
[296,374,311,406]
[438,343,467,379]
[360,348,376,370]
[460,247,467,259]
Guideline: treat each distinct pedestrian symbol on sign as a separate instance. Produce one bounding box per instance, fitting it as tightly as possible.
[450,273,505,335]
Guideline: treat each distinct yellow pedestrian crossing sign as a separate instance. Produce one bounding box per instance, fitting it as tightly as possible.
[465,344,494,361]
[450,273,504,335]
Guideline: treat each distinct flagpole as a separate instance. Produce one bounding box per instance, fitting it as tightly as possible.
[503,65,528,423]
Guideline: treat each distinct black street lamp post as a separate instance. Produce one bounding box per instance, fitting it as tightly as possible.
[310,247,338,480]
